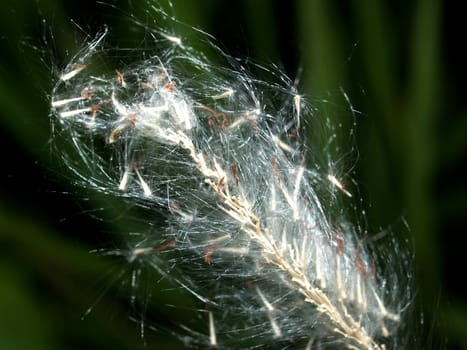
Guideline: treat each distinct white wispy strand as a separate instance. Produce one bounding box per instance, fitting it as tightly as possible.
[50,10,412,350]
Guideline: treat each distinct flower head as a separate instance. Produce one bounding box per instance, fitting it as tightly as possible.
[50,8,413,349]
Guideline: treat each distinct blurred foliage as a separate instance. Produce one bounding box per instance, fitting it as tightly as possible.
[1,0,466,349]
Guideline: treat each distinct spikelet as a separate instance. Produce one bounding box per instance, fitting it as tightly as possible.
[50,7,413,350]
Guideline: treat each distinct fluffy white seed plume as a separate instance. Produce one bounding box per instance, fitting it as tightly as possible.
[50,8,413,350]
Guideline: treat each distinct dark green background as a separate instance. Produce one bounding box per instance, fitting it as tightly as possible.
[1,0,465,349]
